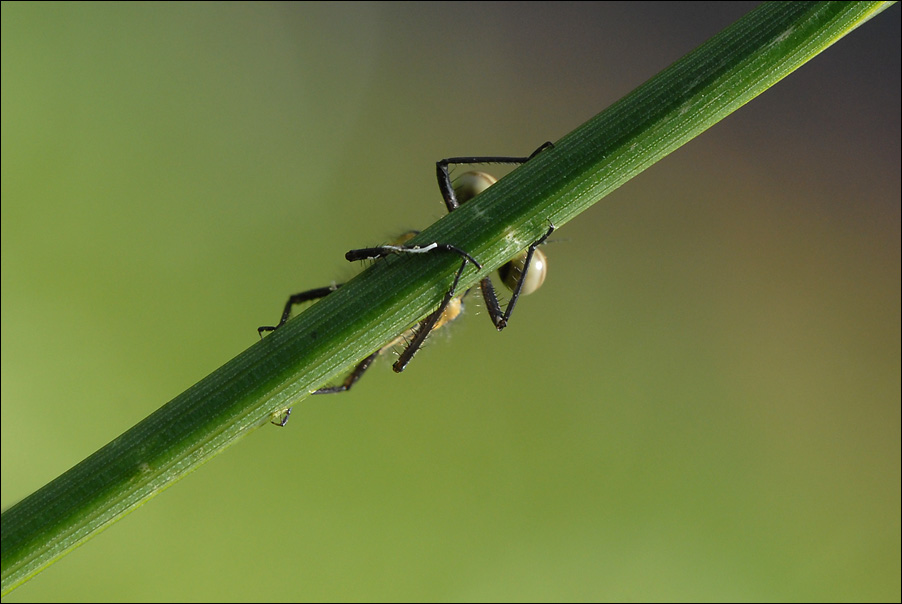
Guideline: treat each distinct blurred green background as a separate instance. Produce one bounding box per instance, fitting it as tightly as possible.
[2,2,899,601]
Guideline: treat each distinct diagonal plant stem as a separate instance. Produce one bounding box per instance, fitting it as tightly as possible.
[1,1,894,595]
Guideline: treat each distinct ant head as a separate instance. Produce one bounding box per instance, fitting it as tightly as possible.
[392,230,420,246]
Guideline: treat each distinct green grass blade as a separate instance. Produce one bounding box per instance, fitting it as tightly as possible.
[1,1,894,595]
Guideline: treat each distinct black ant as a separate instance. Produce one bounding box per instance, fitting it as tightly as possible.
[261,143,555,426]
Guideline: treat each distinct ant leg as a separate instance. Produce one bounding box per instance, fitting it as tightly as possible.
[344,238,480,374]
[392,256,469,373]
[312,350,381,394]
[346,242,480,271]
[269,314,380,426]
[290,239,480,397]
[272,349,379,427]
[436,141,554,212]
[258,284,342,337]
[272,408,292,427]
[276,255,462,417]
[481,223,555,331]
[477,276,505,328]
[287,247,471,399]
